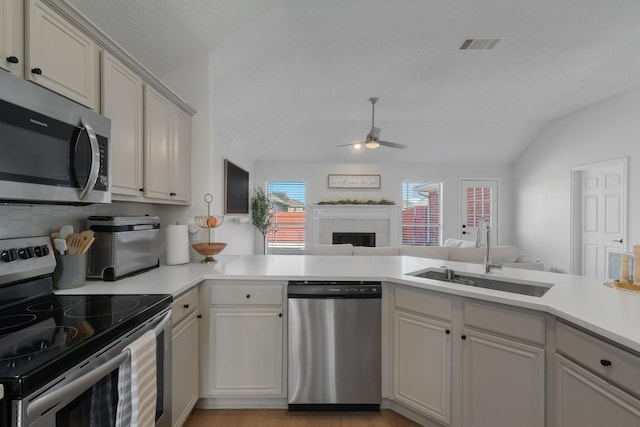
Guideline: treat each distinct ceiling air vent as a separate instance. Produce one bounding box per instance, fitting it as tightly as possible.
[459,38,501,50]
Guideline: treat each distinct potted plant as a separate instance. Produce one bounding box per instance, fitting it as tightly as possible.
[251,187,272,254]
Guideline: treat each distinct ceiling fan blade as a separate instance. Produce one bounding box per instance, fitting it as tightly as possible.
[378,140,407,149]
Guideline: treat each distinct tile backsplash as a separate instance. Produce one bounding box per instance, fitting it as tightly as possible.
[0,202,158,239]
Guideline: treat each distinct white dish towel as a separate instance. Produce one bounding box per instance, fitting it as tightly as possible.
[116,330,157,427]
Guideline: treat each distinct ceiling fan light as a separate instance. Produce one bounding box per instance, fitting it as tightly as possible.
[353,142,363,150]
[365,141,380,149]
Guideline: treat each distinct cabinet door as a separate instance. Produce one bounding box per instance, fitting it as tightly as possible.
[101,52,143,198]
[556,355,640,427]
[208,308,284,396]
[462,329,545,427]
[144,85,172,200]
[0,0,23,77]
[172,312,199,427]
[170,107,191,203]
[393,310,451,424]
[26,0,97,109]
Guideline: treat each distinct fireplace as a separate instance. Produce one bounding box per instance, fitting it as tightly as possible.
[333,232,376,247]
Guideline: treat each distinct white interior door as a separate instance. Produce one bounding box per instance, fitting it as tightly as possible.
[459,179,498,245]
[574,160,627,278]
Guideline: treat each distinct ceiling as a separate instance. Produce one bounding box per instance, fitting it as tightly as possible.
[67,0,640,164]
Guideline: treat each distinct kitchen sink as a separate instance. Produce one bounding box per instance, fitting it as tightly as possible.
[409,268,553,297]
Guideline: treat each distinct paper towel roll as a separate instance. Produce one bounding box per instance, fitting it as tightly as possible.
[166,225,190,265]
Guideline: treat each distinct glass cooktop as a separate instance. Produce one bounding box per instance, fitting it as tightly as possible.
[0,293,171,397]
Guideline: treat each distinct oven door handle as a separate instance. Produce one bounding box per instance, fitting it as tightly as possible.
[26,310,171,419]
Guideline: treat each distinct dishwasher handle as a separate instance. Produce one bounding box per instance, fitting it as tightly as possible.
[287,282,381,298]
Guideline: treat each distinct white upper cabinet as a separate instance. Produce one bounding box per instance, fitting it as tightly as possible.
[101,52,144,198]
[144,85,191,204]
[0,0,23,77]
[26,0,98,109]
[171,108,191,202]
[144,85,172,200]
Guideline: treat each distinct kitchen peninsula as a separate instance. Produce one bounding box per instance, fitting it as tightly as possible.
[57,255,640,426]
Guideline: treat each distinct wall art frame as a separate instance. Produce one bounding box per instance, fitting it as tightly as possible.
[328,174,381,189]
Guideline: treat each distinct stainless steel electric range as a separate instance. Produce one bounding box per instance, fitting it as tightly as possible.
[0,236,172,427]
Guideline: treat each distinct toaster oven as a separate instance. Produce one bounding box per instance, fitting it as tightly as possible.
[86,216,160,281]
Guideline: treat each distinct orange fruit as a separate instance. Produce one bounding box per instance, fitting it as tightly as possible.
[207,216,218,227]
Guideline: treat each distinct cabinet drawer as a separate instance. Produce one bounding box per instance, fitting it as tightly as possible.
[210,285,283,306]
[172,287,198,326]
[556,322,640,395]
[395,287,451,321]
[464,301,545,345]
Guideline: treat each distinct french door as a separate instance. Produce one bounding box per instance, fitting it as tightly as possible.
[459,179,498,245]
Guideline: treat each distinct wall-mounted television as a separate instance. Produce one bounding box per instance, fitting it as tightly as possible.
[224,159,250,215]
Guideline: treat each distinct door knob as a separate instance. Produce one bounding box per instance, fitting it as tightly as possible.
[612,239,623,244]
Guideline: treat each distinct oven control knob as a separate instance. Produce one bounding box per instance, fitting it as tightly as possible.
[1,248,18,262]
[34,245,50,257]
[26,247,35,258]
[18,247,34,259]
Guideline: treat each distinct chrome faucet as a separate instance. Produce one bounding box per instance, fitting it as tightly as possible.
[480,217,502,273]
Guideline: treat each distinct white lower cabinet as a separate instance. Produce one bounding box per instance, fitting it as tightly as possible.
[461,301,546,427]
[171,288,200,427]
[555,355,640,426]
[172,312,199,427]
[391,288,546,427]
[461,329,545,427]
[393,310,451,424]
[206,281,286,399]
[392,286,452,424]
[555,322,640,427]
[208,308,284,396]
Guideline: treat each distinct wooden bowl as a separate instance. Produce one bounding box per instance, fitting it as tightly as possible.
[192,242,227,263]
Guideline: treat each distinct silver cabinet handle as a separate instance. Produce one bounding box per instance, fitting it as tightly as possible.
[78,117,100,200]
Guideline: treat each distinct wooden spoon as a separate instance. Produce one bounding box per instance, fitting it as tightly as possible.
[67,233,83,255]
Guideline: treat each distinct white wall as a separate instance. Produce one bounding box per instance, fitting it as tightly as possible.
[254,161,513,247]
[158,51,256,256]
[512,87,640,273]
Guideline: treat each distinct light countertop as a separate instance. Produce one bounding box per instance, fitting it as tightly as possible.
[57,255,640,353]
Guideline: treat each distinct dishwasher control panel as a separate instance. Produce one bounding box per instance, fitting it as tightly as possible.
[287,280,381,298]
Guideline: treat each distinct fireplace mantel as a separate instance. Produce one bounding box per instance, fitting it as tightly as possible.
[310,205,401,247]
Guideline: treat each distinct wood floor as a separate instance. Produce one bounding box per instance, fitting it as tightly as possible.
[184,409,420,427]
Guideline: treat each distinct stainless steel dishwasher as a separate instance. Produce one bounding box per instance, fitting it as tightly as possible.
[287,280,381,411]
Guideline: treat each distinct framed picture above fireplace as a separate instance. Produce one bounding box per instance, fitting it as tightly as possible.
[328,174,381,189]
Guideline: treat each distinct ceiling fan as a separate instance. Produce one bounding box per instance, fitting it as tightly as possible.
[338,97,407,150]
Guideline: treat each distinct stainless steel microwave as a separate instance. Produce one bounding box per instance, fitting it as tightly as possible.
[0,70,111,205]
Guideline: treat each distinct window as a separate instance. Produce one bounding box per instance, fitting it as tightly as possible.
[402,181,442,246]
[266,181,305,254]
